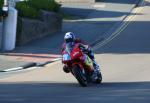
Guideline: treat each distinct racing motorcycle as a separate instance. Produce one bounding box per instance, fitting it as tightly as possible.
[62,43,102,87]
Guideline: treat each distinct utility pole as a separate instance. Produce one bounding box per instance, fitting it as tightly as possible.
[0,0,8,50]
[4,0,8,5]
[2,0,18,51]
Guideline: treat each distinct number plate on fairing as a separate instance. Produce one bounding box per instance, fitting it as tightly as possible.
[63,54,71,61]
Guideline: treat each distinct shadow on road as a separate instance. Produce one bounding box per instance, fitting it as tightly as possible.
[0,81,150,103]
[1,8,141,55]
[0,3,147,64]
[94,21,150,54]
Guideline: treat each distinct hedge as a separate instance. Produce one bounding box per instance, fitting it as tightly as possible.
[0,0,3,20]
[0,0,3,7]
[16,1,39,19]
[16,0,61,19]
[28,0,61,12]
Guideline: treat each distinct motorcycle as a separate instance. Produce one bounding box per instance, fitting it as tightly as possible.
[62,43,102,87]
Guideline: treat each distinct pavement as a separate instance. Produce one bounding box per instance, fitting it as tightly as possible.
[0,0,143,72]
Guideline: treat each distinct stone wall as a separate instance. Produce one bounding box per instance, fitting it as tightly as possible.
[17,11,62,45]
[55,0,95,3]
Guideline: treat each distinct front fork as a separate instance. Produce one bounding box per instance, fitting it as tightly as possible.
[72,63,93,83]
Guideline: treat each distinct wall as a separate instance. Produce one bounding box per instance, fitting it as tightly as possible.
[17,11,62,45]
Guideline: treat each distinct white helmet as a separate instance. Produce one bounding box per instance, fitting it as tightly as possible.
[64,32,75,43]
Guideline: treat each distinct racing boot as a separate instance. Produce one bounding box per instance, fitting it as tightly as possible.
[92,59,101,73]
[91,59,102,83]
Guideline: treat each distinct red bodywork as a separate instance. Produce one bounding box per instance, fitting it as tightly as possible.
[62,43,93,74]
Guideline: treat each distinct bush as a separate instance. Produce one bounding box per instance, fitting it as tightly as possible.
[0,0,3,8]
[0,0,3,19]
[16,1,39,19]
[28,0,61,12]
[16,0,61,19]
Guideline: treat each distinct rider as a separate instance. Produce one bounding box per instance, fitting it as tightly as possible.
[61,32,101,78]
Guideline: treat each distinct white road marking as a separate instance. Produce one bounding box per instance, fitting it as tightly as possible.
[93,4,106,8]
[93,0,145,50]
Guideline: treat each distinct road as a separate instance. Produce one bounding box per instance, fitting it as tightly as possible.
[0,0,150,103]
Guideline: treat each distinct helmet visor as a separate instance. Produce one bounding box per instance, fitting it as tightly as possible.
[65,38,73,43]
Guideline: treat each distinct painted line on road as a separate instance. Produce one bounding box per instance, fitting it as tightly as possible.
[0,62,37,72]
[3,67,23,72]
[93,3,106,8]
[65,17,122,22]
[0,58,62,72]
[36,58,62,67]
[93,0,145,50]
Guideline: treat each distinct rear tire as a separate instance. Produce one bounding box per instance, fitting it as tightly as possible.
[72,65,87,87]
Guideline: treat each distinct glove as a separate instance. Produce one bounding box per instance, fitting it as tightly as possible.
[78,43,89,53]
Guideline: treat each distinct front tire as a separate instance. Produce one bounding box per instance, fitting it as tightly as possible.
[72,65,87,87]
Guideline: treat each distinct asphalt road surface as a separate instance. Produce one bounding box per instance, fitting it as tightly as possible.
[0,0,150,103]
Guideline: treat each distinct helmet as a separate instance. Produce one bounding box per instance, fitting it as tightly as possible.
[64,32,76,52]
[64,32,75,43]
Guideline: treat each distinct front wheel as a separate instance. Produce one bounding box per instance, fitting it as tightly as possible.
[72,65,87,87]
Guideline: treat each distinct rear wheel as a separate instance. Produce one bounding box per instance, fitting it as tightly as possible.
[72,65,87,87]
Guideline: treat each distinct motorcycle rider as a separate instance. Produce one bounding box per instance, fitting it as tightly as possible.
[61,32,101,80]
